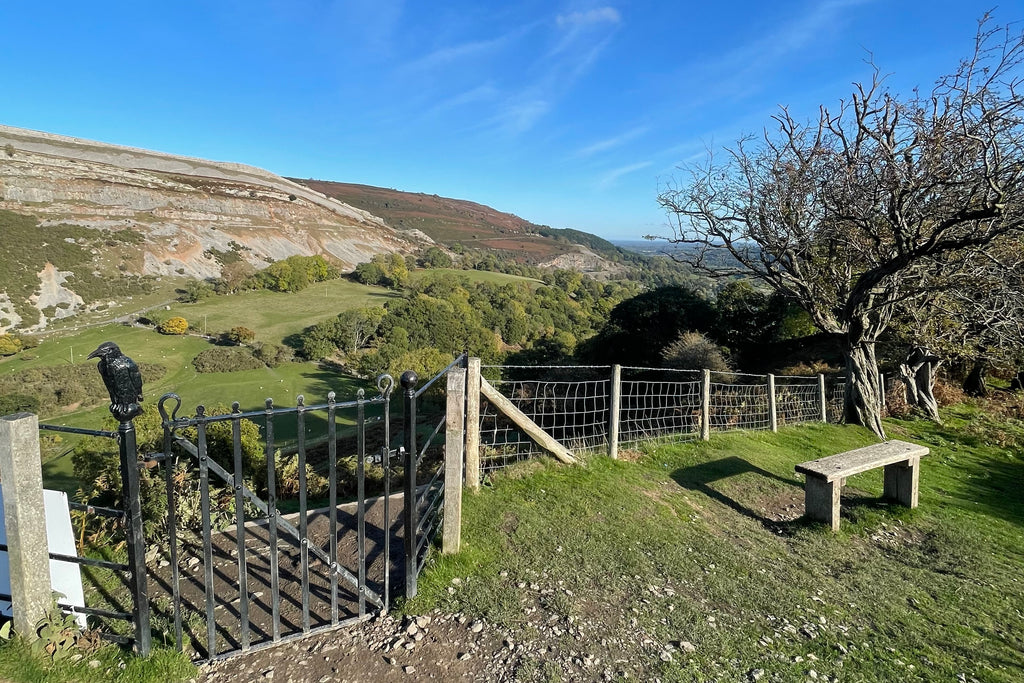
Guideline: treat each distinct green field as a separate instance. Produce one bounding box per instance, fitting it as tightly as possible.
[164,278,399,346]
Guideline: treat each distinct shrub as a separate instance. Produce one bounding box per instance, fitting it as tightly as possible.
[226,326,256,345]
[178,279,214,303]
[192,347,264,373]
[158,316,188,335]
[0,363,165,414]
[933,378,966,407]
[0,393,40,414]
[662,331,732,372]
[253,342,292,368]
[0,334,22,356]
[884,382,913,419]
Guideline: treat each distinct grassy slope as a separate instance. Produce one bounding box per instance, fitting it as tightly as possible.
[408,268,543,287]
[164,279,399,347]
[410,402,1024,682]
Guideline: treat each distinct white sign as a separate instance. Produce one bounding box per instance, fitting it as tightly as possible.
[0,489,88,629]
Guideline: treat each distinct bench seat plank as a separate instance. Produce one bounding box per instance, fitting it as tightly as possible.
[795,440,928,482]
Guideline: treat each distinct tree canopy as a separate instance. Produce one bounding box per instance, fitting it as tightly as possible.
[655,17,1024,438]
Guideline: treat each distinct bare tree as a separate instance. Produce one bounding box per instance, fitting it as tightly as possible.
[921,239,1024,396]
[654,17,1024,438]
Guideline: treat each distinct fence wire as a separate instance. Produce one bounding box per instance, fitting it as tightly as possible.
[477,366,851,477]
[619,368,701,446]
[479,372,610,474]
[709,372,771,433]
[775,376,823,426]
[828,380,847,424]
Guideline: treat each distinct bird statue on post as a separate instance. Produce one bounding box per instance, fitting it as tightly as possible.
[87,342,144,422]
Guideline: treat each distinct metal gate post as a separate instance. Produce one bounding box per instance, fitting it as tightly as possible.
[401,371,419,599]
[118,418,151,656]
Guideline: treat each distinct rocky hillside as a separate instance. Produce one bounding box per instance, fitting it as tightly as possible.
[0,125,417,332]
[0,124,625,334]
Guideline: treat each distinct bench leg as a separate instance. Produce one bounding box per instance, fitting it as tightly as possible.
[804,476,841,531]
[883,457,919,508]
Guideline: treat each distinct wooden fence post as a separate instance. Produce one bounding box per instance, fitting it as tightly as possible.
[701,369,711,441]
[465,358,481,490]
[608,365,621,459]
[879,373,887,411]
[818,374,828,423]
[0,413,53,640]
[767,374,778,432]
[443,368,466,554]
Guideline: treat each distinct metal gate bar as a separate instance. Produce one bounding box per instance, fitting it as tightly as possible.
[157,380,392,660]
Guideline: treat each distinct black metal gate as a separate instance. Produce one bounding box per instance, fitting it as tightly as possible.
[154,375,398,660]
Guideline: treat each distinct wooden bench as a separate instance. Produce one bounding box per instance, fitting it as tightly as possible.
[795,440,928,531]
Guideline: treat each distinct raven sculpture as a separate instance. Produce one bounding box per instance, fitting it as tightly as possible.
[87,342,144,422]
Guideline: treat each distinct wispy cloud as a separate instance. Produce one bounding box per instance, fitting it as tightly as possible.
[575,125,649,157]
[402,28,528,73]
[556,7,621,28]
[656,0,872,115]
[489,98,551,135]
[396,4,623,138]
[426,83,500,116]
[487,5,621,134]
[597,160,652,189]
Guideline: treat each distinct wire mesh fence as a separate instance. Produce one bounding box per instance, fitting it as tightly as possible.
[828,380,847,424]
[476,365,852,477]
[709,372,771,433]
[479,366,610,475]
[619,368,701,446]
[775,376,824,426]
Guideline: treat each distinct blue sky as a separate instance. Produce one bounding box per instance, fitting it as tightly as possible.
[1,1,1018,240]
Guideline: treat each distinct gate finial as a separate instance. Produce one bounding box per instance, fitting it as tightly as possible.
[87,341,143,422]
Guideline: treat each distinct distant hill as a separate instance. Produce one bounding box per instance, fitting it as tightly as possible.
[0,124,420,333]
[0,125,633,333]
[293,180,627,273]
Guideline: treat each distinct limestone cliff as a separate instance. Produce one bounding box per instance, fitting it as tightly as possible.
[0,125,418,332]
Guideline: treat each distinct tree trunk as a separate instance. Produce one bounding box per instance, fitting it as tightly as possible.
[898,347,941,422]
[1011,370,1024,392]
[844,341,885,440]
[963,362,989,397]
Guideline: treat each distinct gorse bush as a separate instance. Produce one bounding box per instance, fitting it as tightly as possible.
[225,326,256,345]
[0,334,23,356]
[157,317,188,335]
[252,342,292,368]
[192,347,264,373]
[0,363,165,415]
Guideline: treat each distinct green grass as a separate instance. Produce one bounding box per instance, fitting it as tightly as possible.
[166,278,399,347]
[409,402,1024,682]
[0,640,195,683]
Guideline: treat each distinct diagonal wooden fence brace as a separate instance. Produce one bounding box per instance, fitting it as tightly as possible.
[479,378,576,464]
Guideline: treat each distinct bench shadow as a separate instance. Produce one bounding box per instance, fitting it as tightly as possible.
[670,456,807,530]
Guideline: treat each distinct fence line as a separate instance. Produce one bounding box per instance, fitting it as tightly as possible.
[476,364,855,473]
